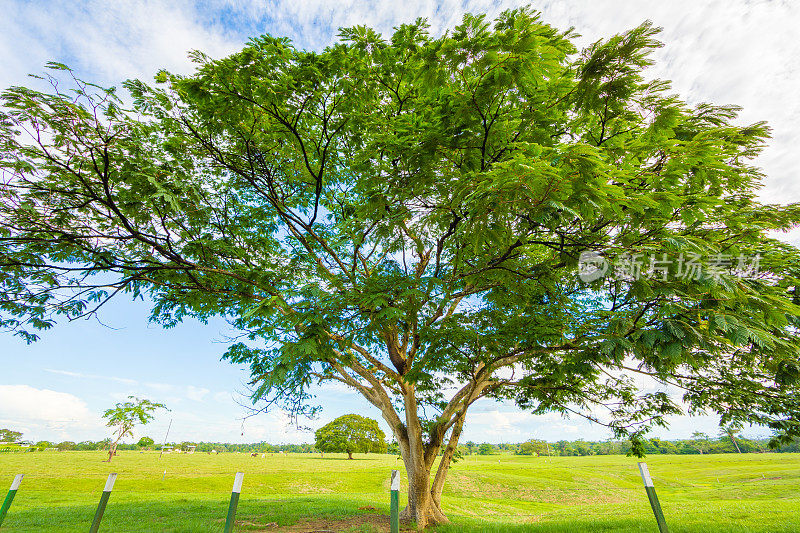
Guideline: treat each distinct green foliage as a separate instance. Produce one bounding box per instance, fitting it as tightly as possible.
[102,397,167,453]
[9,434,798,456]
[137,436,155,448]
[315,414,387,457]
[517,439,549,456]
[0,428,23,442]
[103,397,166,432]
[690,431,711,454]
[387,440,400,455]
[478,443,496,455]
[2,7,800,509]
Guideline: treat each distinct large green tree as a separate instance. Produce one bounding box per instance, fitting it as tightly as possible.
[315,413,387,459]
[2,8,800,526]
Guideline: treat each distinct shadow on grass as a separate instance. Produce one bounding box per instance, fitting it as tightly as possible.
[0,496,376,533]
[3,496,794,533]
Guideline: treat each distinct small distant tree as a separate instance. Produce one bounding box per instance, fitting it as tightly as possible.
[652,438,679,454]
[56,441,76,451]
[0,428,22,443]
[690,431,711,454]
[137,436,155,449]
[517,439,548,456]
[478,443,495,455]
[315,414,386,459]
[102,396,167,462]
[573,440,592,456]
[720,423,743,453]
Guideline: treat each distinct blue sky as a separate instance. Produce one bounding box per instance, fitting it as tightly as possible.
[1,0,799,445]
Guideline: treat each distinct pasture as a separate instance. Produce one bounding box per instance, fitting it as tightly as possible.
[0,451,798,532]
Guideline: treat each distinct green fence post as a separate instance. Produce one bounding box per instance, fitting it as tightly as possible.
[223,472,244,533]
[638,462,669,533]
[0,474,23,527]
[89,473,117,533]
[390,470,399,533]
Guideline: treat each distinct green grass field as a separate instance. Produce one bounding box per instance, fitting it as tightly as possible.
[0,451,798,532]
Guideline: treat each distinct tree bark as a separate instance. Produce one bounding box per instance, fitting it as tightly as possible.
[347,451,353,460]
[398,448,449,528]
[390,391,468,528]
[104,428,125,462]
[338,347,483,529]
[105,442,118,462]
[732,436,741,453]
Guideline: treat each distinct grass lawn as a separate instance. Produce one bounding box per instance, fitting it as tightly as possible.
[0,451,798,532]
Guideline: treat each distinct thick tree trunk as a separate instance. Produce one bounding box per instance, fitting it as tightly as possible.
[398,454,449,528]
[394,409,465,529]
[347,451,353,460]
[352,353,478,529]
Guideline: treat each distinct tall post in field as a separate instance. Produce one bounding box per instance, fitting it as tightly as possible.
[638,462,669,533]
[0,475,23,527]
[159,418,172,460]
[223,472,244,533]
[390,470,399,533]
[89,473,117,533]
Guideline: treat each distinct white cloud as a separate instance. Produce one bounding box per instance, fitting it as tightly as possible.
[143,382,175,393]
[238,409,314,442]
[52,375,214,404]
[185,385,210,402]
[0,0,243,89]
[212,391,233,404]
[45,368,138,385]
[0,385,105,441]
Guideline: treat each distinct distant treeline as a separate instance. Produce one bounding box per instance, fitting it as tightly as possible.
[457,436,800,456]
[5,440,318,453]
[6,436,800,455]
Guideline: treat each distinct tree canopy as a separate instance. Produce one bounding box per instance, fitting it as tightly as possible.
[102,396,166,462]
[517,439,549,456]
[0,428,23,443]
[315,413,387,459]
[2,7,800,526]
